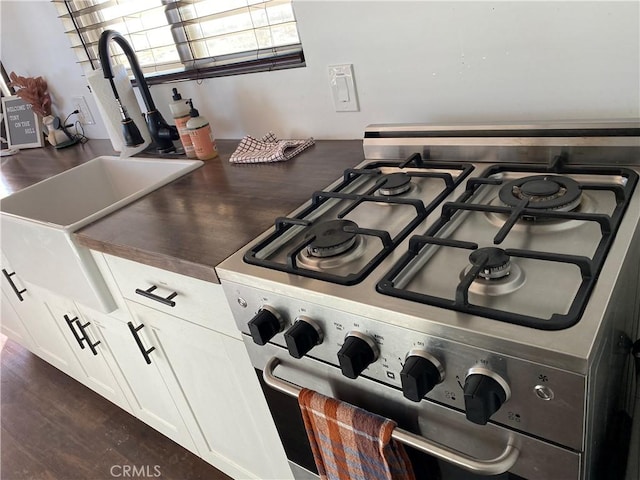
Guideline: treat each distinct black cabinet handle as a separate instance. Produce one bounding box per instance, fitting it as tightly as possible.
[2,268,26,302]
[127,321,156,364]
[135,285,177,307]
[75,320,101,356]
[64,314,85,349]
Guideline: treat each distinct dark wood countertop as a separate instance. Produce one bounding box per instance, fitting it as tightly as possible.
[1,139,364,283]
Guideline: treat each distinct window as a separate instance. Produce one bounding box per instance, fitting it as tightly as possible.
[53,0,304,84]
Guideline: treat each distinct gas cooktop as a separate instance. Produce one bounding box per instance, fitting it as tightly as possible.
[218,122,640,371]
[234,144,638,332]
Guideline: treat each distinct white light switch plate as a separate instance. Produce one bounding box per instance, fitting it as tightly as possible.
[328,64,359,112]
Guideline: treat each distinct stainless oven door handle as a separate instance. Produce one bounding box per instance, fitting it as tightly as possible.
[264,356,520,476]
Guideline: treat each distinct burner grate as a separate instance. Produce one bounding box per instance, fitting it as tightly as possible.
[377,155,639,329]
[378,234,595,330]
[245,192,424,285]
[243,154,474,285]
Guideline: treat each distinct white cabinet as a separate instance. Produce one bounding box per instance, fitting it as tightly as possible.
[79,302,198,453]
[1,289,34,349]
[2,252,129,412]
[39,292,130,411]
[127,301,293,480]
[103,254,239,338]
[1,254,82,377]
[100,253,292,480]
[2,246,293,480]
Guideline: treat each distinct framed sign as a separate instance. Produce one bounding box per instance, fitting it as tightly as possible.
[1,95,43,149]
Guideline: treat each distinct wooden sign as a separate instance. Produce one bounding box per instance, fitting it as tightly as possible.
[1,95,43,149]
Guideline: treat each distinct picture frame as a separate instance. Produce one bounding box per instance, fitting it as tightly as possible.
[1,95,43,149]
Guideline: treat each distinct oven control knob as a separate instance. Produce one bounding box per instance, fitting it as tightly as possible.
[284,316,323,359]
[400,350,444,402]
[463,368,511,425]
[248,306,284,346]
[337,332,379,379]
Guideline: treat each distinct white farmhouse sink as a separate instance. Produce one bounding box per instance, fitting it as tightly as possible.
[1,156,203,312]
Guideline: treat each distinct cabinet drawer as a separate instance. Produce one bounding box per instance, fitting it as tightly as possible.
[103,254,239,338]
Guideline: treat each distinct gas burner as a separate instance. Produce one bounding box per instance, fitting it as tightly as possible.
[297,236,367,272]
[377,173,412,196]
[305,219,359,258]
[469,247,511,280]
[462,247,525,296]
[485,194,596,233]
[499,175,582,212]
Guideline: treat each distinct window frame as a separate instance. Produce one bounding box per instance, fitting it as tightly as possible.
[56,0,305,85]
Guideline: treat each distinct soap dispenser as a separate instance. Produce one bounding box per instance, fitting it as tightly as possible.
[169,88,195,158]
[186,99,218,160]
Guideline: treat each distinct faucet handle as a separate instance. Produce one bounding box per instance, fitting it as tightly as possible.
[121,117,145,147]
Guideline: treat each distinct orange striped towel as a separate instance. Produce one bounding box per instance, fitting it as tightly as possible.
[299,388,416,480]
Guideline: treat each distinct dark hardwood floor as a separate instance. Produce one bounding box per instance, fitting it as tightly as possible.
[1,338,232,480]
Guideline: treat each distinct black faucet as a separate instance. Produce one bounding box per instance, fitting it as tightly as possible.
[98,29,179,153]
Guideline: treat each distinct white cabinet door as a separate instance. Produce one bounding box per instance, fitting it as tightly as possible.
[40,293,129,410]
[1,290,34,349]
[1,254,69,366]
[128,301,293,480]
[1,273,82,378]
[97,312,198,454]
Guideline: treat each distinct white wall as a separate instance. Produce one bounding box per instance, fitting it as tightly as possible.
[1,1,638,140]
[0,0,110,139]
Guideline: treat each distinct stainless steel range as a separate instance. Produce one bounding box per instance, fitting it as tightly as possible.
[218,122,640,480]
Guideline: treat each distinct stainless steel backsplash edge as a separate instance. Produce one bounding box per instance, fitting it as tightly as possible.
[363,122,640,165]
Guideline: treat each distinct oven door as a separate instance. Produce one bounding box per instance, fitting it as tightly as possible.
[247,341,581,480]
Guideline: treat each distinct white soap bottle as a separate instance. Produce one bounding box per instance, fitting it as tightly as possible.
[186,99,218,160]
[169,88,195,158]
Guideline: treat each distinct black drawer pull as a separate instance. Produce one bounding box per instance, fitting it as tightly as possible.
[64,314,85,349]
[2,268,26,302]
[127,321,156,364]
[75,320,101,356]
[135,285,177,307]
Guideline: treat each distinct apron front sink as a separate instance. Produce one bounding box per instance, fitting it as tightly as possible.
[1,156,202,312]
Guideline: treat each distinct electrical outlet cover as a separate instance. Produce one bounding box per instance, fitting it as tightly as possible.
[71,95,95,125]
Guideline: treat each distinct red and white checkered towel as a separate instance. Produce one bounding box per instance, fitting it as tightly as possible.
[229,132,315,164]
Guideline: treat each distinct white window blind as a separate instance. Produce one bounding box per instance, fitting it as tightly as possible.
[53,0,304,82]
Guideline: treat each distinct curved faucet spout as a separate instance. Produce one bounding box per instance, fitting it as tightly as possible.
[98,29,179,153]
